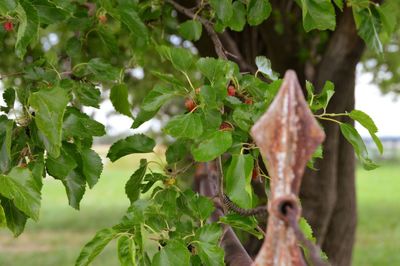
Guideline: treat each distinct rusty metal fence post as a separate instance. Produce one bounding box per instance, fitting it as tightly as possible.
[251,70,327,266]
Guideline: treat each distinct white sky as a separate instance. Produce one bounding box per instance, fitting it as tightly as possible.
[355,69,399,137]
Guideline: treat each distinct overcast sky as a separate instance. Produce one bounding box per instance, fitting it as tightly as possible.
[355,70,399,137]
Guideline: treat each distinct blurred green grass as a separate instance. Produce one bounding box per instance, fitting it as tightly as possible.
[353,163,400,266]
[0,148,398,266]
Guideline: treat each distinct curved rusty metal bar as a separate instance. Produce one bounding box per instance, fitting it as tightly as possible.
[251,70,326,266]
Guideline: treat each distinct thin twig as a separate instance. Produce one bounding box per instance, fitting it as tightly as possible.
[165,0,227,59]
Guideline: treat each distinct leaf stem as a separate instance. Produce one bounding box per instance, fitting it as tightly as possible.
[316,116,342,124]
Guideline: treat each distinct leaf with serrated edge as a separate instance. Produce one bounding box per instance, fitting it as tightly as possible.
[75,228,116,266]
[191,131,232,162]
[110,84,132,117]
[0,167,40,221]
[81,148,103,188]
[30,87,69,158]
[107,135,155,162]
[117,235,135,266]
[125,159,147,204]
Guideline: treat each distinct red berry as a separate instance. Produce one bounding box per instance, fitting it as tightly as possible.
[227,85,236,96]
[219,121,233,131]
[3,21,13,32]
[245,98,253,105]
[98,15,107,24]
[185,98,196,112]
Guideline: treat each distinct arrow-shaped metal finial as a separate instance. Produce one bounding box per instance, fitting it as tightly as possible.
[251,70,325,266]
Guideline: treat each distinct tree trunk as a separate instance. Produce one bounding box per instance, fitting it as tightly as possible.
[186,0,365,264]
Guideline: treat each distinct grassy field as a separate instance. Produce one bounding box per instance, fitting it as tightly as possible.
[0,151,398,266]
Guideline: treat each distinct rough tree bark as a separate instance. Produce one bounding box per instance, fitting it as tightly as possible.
[178,0,365,265]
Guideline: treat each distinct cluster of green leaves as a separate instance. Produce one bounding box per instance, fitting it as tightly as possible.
[76,159,223,266]
[294,0,400,54]
[0,0,394,265]
[306,81,382,169]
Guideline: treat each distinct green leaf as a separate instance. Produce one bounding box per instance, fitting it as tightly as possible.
[63,107,106,139]
[255,56,278,80]
[117,7,148,38]
[371,132,383,155]
[33,0,69,24]
[299,217,314,241]
[0,167,41,221]
[179,20,202,41]
[340,123,367,158]
[209,0,233,24]
[227,1,246,31]
[164,112,203,139]
[225,154,253,208]
[131,108,158,129]
[142,84,178,112]
[339,123,378,170]
[86,58,120,81]
[353,7,383,53]
[152,239,191,266]
[150,71,185,88]
[194,224,224,266]
[247,0,272,26]
[349,110,383,154]
[196,57,235,85]
[349,110,378,133]
[76,228,116,266]
[191,131,232,162]
[81,148,103,189]
[74,83,101,108]
[308,81,334,111]
[170,48,194,72]
[319,81,335,112]
[2,87,16,112]
[0,0,16,15]
[46,146,78,179]
[200,86,219,109]
[107,135,155,162]
[0,197,27,236]
[298,217,329,262]
[62,169,86,209]
[219,214,263,239]
[97,26,119,54]
[125,159,147,204]
[0,204,6,227]
[233,106,253,131]
[141,173,167,193]
[30,86,69,158]
[117,235,136,266]
[300,0,336,32]
[0,116,13,173]
[110,84,132,117]
[378,1,398,35]
[166,140,188,164]
[15,1,39,59]
[177,190,214,221]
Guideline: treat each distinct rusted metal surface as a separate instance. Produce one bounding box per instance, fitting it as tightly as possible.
[251,70,326,266]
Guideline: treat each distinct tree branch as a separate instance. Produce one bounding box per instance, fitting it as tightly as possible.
[166,0,227,59]
[195,162,253,266]
[219,31,257,72]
